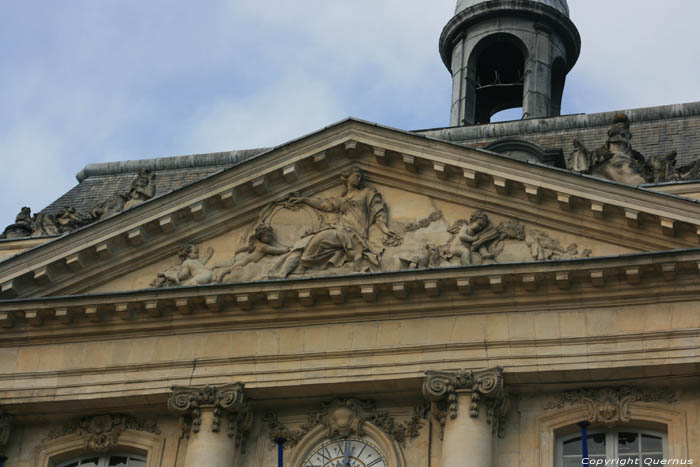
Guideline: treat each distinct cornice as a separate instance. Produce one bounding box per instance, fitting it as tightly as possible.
[0,246,700,335]
[1,120,700,300]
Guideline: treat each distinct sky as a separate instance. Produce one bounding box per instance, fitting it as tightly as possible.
[1,0,700,226]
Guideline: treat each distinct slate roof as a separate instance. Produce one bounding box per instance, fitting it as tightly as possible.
[416,101,700,168]
[40,101,700,217]
[41,148,269,216]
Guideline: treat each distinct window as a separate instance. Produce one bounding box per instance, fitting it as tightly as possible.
[56,453,146,467]
[557,429,666,466]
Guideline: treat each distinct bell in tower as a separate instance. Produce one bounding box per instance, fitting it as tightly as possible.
[440,0,580,125]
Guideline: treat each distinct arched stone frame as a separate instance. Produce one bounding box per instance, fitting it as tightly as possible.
[465,32,531,124]
[34,430,165,467]
[535,403,688,467]
[287,422,406,467]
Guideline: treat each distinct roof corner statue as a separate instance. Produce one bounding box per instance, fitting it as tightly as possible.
[0,168,156,240]
[566,113,700,185]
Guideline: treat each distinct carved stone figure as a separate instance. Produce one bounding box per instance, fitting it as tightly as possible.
[123,169,156,211]
[270,167,401,278]
[545,386,677,426]
[214,224,290,283]
[399,243,441,269]
[567,113,700,185]
[441,212,526,266]
[526,229,591,261]
[0,207,34,239]
[90,193,128,221]
[152,244,215,287]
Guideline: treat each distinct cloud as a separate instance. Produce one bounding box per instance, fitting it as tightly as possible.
[1,0,700,227]
[181,69,345,152]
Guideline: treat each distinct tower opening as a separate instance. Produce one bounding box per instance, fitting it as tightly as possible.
[472,37,526,124]
[550,57,567,116]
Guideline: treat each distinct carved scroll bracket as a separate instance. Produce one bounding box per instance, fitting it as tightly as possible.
[545,386,677,426]
[169,383,252,450]
[423,367,509,438]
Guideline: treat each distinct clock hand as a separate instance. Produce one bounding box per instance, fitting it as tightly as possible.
[342,439,351,466]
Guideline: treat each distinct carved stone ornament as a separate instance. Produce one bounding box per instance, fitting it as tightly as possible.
[147,204,592,288]
[45,414,160,454]
[545,386,677,426]
[423,367,509,438]
[168,383,252,450]
[264,399,428,449]
[566,113,700,185]
[151,243,216,287]
[1,169,158,239]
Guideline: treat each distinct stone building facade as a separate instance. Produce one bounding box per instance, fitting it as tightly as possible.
[0,1,698,466]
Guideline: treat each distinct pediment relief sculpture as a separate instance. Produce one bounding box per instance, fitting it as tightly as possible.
[566,113,700,185]
[545,386,677,426]
[1,169,156,240]
[264,398,427,449]
[146,169,594,288]
[45,413,160,453]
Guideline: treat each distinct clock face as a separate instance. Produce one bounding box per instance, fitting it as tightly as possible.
[301,438,387,467]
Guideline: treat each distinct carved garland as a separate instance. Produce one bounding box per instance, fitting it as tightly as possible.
[545,386,677,426]
[422,367,509,438]
[45,414,160,454]
[264,398,428,449]
[168,383,252,451]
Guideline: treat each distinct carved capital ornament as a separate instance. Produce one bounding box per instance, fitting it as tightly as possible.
[423,367,509,437]
[169,383,252,449]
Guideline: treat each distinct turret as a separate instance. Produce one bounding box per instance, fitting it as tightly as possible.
[440,0,580,125]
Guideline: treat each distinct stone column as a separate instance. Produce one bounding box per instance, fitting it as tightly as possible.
[423,367,509,467]
[169,383,252,467]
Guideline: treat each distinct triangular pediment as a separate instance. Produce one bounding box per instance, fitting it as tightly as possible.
[2,118,700,298]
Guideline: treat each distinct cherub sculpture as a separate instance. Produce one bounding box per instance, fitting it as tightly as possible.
[152,244,215,287]
[443,210,501,265]
[213,224,290,282]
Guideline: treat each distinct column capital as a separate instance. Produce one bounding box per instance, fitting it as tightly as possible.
[169,383,252,449]
[423,367,509,437]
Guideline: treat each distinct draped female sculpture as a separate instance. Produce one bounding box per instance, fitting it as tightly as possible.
[270,167,400,278]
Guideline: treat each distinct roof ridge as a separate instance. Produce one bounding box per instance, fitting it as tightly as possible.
[75,147,271,182]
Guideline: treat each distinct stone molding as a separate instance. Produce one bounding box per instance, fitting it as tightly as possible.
[264,399,428,449]
[36,430,165,467]
[544,386,677,425]
[3,120,700,299]
[45,413,160,454]
[3,247,700,331]
[423,367,509,437]
[169,383,252,450]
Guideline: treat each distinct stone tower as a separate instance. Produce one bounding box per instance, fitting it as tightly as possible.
[440,0,580,126]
